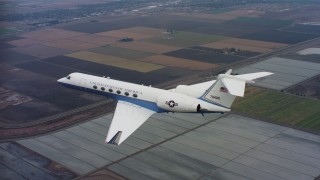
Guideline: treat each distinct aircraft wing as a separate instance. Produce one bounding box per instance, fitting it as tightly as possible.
[106,100,155,145]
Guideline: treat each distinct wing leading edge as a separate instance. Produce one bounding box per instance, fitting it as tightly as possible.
[106,100,155,145]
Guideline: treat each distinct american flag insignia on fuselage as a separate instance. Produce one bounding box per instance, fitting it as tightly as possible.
[220,87,228,93]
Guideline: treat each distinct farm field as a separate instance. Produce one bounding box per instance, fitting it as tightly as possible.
[164,46,244,64]
[14,60,78,79]
[201,37,287,53]
[89,46,155,60]
[283,24,320,35]
[225,17,292,29]
[233,87,320,132]
[42,56,175,85]
[44,39,100,51]
[66,51,164,73]
[114,41,181,54]
[120,26,164,36]
[19,28,86,41]
[145,31,225,47]
[141,55,218,71]
[188,23,264,37]
[172,10,263,21]
[286,75,320,100]
[241,30,319,44]
[0,49,37,65]
[10,44,71,59]
[7,38,45,46]
[97,29,152,40]
[280,54,320,64]
[0,65,104,124]
[68,34,118,45]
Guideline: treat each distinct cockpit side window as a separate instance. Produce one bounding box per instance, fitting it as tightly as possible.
[67,76,71,80]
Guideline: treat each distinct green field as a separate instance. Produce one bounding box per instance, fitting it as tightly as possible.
[145,31,225,47]
[233,87,320,132]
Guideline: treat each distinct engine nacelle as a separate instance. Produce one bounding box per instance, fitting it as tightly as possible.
[157,93,201,112]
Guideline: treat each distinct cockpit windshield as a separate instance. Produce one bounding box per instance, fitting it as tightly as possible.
[67,76,71,80]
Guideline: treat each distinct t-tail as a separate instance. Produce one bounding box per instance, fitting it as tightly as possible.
[200,69,273,108]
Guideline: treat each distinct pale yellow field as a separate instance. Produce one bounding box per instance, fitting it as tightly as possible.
[66,51,165,73]
[142,55,219,71]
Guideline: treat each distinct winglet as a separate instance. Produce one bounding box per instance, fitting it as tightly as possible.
[107,131,122,145]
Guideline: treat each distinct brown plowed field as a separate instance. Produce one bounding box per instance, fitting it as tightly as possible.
[202,38,288,53]
[19,28,87,41]
[96,30,152,40]
[11,44,71,59]
[114,41,181,54]
[142,55,218,71]
[44,39,101,51]
[68,34,118,45]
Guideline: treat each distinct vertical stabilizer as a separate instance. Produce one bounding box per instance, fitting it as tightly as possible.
[200,77,238,108]
[200,69,273,108]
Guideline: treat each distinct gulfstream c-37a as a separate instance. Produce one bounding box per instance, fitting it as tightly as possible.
[58,69,272,145]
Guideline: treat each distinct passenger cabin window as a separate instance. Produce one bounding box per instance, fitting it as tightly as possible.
[116,90,121,94]
[133,94,138,98]
[67,76,71,80]
[93,85,97,89]
[125,92,129,96]
[101,87,105,91]
[109,89,113,92]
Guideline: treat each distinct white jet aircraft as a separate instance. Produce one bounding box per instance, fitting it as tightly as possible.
[58,69,272,145]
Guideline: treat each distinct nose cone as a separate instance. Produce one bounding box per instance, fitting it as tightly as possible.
[57,78,63,83]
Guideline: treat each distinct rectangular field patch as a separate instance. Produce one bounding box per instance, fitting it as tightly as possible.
[202,38,288,53]
[96,30,152,40]
[68,34,118,45]
[142,55,218,71]
[44,39,101,51]
[89,46,154,60]
[66,51,164,73]
[10,44,71,59]
[164,46,244,64]
[145,31,225,47]
[19,28,87,41]
[113,41,181,54]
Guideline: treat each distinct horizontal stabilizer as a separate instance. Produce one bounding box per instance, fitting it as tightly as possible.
[236,72,273,81]
[221,78,246,97]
